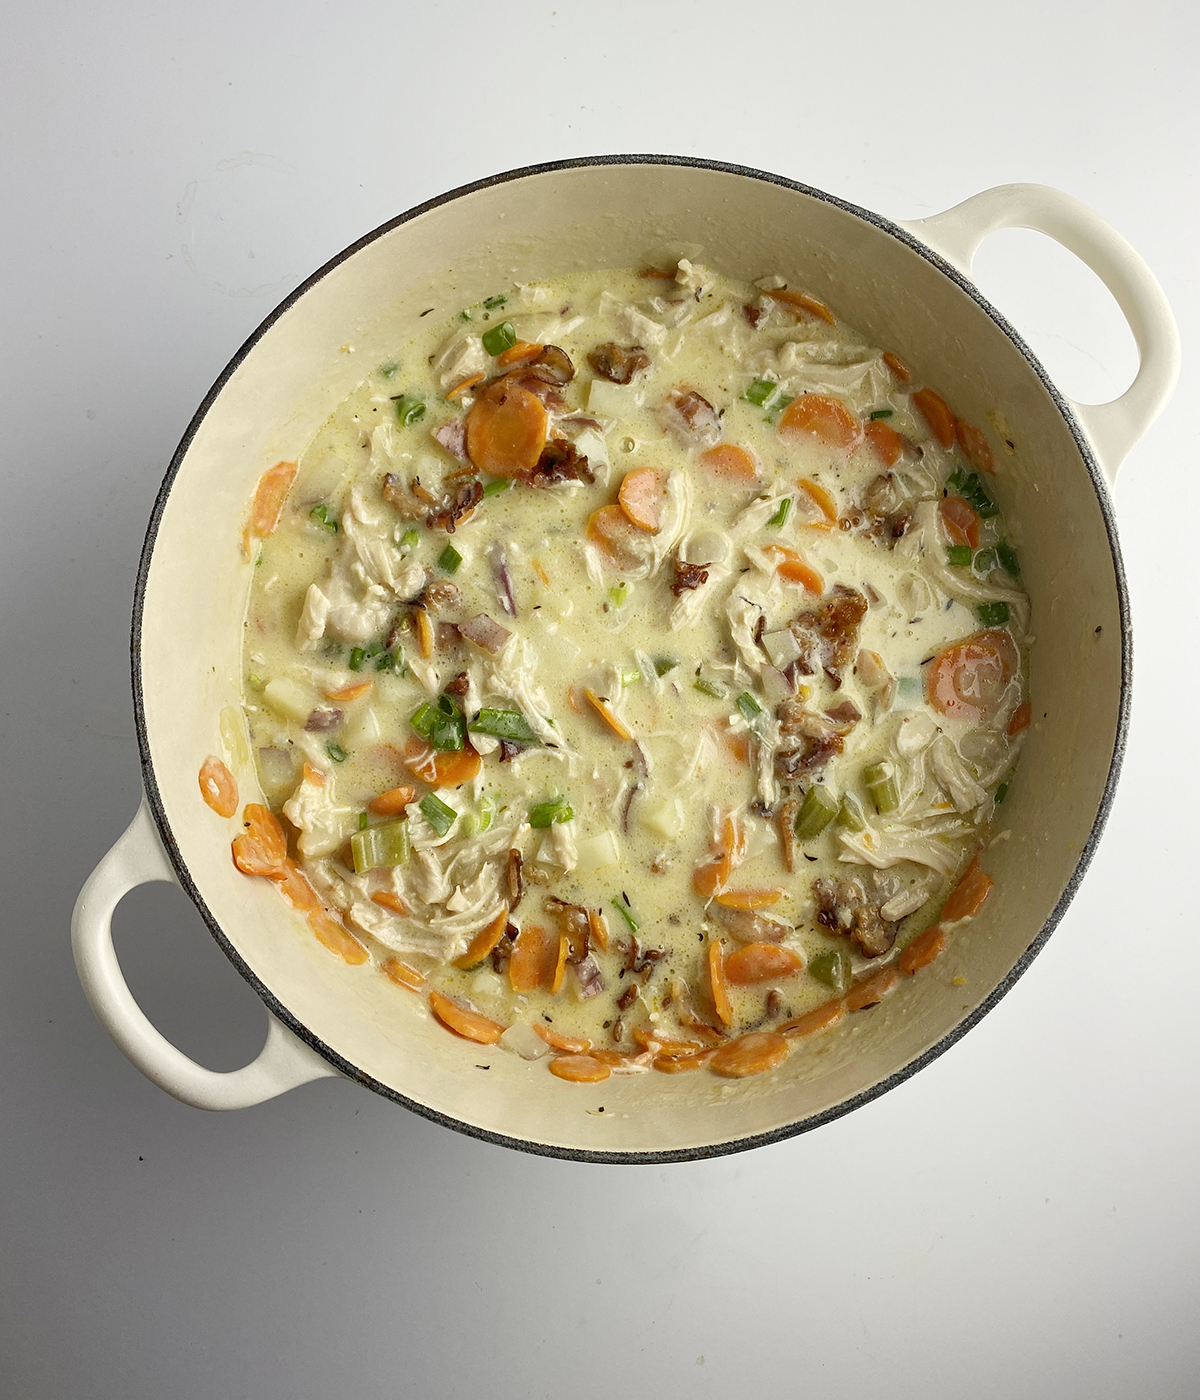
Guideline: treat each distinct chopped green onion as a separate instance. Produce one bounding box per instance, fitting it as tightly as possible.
[481,321,517,356]
[693,677,726,699]
[809,948,850,994]
[863,759,899,814]
[973,547,997,575]
[458,309,471,322]
[767,498,791,528]
[997,541,1021,578]
[608,583,628,607]
[836,792,868,832]
[946,545,973,567]
[767,395,795,421]
[419,793,457,837]
[622,669,642,686]
[437,543,463,574]
[310,503,338,533]
[411,695,464,751]
[653,655,679,676]
[461,794,495,837]
[350,819,411,873]
[379,361,399,379]
[401,527,420,549]
[794,785,838,841]
[326,741,348,765]
[611,896,640,934]
[995,781,1009,804]
[869,408,894,421]
[482,294,507,311]
[976,601,1011,627]
[482,478,512,498]
[393,394,426,426]
[345,647,366,671]
[529,796,574,828]
[735,691,764,727]
[375,648,406,677]
[358,811,369,830]
[945,469,998,519]
[471,709,540,744]
[743,378,779,407]
[246,672,265,692]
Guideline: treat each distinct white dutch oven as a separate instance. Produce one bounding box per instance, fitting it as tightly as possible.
[72,159,1179,1161]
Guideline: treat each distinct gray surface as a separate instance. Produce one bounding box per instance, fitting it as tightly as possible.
[3,2,1198,1396]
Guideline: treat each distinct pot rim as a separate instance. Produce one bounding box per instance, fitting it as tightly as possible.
[130,154,1131,1163]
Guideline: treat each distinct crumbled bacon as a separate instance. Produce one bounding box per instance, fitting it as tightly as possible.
[788,585,868,688]
[658,388,722,450]
[382,472,428,520]
[524,344,575,387]
[814,878,899,958]
[587,342,651,384]
[443,671,470,697]
[743,302,763,327]
[505,848,523,910]
[527,439,594,488]
[426,478,483,533]
[420,580,461,614]
[671,557,710,596]
[775,701,845,779]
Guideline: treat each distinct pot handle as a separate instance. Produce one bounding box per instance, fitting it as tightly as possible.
[71,797,341,1109]
[897,183,1180,485]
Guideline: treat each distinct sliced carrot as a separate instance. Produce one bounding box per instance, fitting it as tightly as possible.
[699,443,760,484]
[250,461,297,537]
[765,288,836,325]
[693,857,731,899]
[231,803,288,879]
[779,394,861,451]
[1007,700,1032,737]
[927,630,1019,722]
[943,857,994,923]
[534,1024,592,1054]
[276,860,323,914]
[583,687,633,741]
[844,967,900,1012]
[617,466,666,532]
[899,924,948,975]
[586,503,644,571]
[307,905,369,965]
[912,387,956,447]
[864,419,904,467]
[302,760,326,787]
[710,1031,790,1078]
[882,351,911,382]
[939,495,981,548]
[454,908,510,969]
[708,939,733,1028]
[368,785,417,817]
[428,989,505,1045]
[403,736,482,788]
[630,1025,705,1054]
[495,340,544,369]
[381,956,425,990]
[465,379,548,478]
[724,729,751,765]
[653,1049,715,1073]
[371,890,412,916]
[724,943,803,986]
[550,932,570,994]
[764,544,823,594]
[445,372,485,402]
[956,418,995,473]
[199,756,238,818]
[779,1000,845,1038]
[796,477,839,528]
[549,1054,611,1083]
[325,680,373,703]
[509,924,555,993]
[587,907,609,953]
[414,605,433,659]
[532,556,550,586]
[714,887,784,911]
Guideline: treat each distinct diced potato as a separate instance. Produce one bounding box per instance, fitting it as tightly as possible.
[762,628,802,670]
[263,677,314,725]
[587,378,634,418]
[574,830,621,873]
[639,797,685,841]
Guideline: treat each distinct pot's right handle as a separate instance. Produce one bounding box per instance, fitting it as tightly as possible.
[72,797,342,1109]
[897,183,1180,486]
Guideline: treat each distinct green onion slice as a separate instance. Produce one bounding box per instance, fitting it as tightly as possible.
[392,394,426,426]
[694,677,726,700]
[997,542,1021,578]
[794,785,838,841]
[310,503,338,533]
[437,543,463,574]
[767,498,791,528]
[808,948,850,994]
[481,321,517,356]
[946,545,973,567]
[529,796,574,828]
[868,408,894,421]
[653,655,679,677]
[735,691,764,727]
[611,897,640,933]
[482,478,512,498]
[419,793,457,837]
[326,741,348,764]
[976,601,1011,626]
[482,294,507,311]
[471,709,540,744]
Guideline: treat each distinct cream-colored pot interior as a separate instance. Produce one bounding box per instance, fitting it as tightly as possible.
[136,160,1127,1159]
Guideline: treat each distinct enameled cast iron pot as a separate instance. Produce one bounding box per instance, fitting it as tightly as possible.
[72,158,1180,1161]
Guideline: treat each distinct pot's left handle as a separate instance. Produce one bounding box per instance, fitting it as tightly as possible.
[72,797,342,1109]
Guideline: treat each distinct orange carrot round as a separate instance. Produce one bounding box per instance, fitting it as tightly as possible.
[927,631,1018,722]
[796,477,839,528]
[617,467,666,532]
[250,461,297,537]
[765,544,823,594]
[864,419,904,467]
[307,905,369,965]
[943,858,994,923]
[939,495,981,548]
[714,887,784,911]
[779,394,861,451]
[699,443,760,484]
[403,737,482,788]
[370,890,411,916]
[899,925,948,975]
[508,925,555,993]
[231,803,288,878]
[381,957,425,990]
[495,340,544,369]
[779,1000,845,1038]
[708,939,733,1027]
[710,1031,790,1078]
[368,785,417,816]
[765,288,836,325]
[652,1049,715,1073]
[956,418,995,473]
[586,504,644,571]
[534,1024,592,1054]
[1007,700,1032,737]
[844,967,900,1012]
[724,943,803,986]
[881,351,910,382]
[465,380,548,478]
[453,908,510,969]
[199,756,238,818]
[549,1054,611,1083]
[912,387,956,447]
[429,990,505,1044]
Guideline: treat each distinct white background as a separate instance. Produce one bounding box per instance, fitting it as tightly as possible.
[3,2,1198,1396]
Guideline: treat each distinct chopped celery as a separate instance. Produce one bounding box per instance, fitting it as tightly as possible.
[419,793,457,837]
[482,478,512,498]
[481,321,517,355]
[836,792,868,832]
[976,601,1010,626]
[694,677,726,699]
[326,741,348,764]
[973,547,997,574]
[864,759,899,814]
[358,812,369,831]
[736,691,764,727]
[350,819,411,873]
[348,647,366,672]
[482,294,507,311]
[622,669,642,686]
[794,785,838,841]
[611,896,640,933]
[767,498,791,528]
[608,583,628,607]
[458,309,471,322]
[379,361,399,378]
[743,378,779,407]
[653,655,679,676]
[462,795,496,836]
[401,527,420,549]
[375,647,406,676]
[997,541,1021,578]
[869,408,894,421]
[246,672,265,692]
[809,948,850,994]
[529,796,574,828]
[310,503,338,533]
[437,543,463,574]
[471,708,539,743]
[946,545,973,567]
[393,394,426,426]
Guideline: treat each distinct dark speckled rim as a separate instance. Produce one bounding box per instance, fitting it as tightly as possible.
[130,155,1131,1163]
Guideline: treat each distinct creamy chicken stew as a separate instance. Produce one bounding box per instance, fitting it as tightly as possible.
[201,260,1031,1084]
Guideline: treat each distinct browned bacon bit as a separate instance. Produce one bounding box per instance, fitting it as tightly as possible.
[443,671,470,698]
[304,707,343,732]
[421,580,461,614]
[743,302,763,327]
[658,388,722,450]
[499,740,521,763]
[813,877,899,958]
[671,557,710,596]
[620,937,641,974]
[711,903,789,944]
[527,439,595,488]
[411,477,438,505]
[617,983,638,1012]
[587,341,651,384]
[433,419,469,462]
[850,904,898,958]
[426,477,483,533]
[778,798,797,873]
[557,414,603,434]
[775,701,845,779]
[527,344,575,386]
[765,989,784,1020]
[544,896,591,960]
[788,585,868,688]
[382,472,429,520]
[505,848,523,910]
